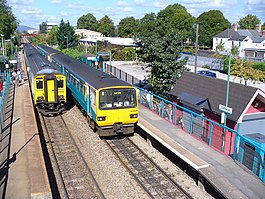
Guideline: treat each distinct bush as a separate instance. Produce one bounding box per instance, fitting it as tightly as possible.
[223,57,236,73]
[252,62,265,72]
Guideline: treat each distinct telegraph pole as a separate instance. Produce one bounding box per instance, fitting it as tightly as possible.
[195,24,199,73]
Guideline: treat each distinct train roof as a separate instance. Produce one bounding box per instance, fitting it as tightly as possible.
[38,44,62,55]
[38,45,132,90]
[24,43,62,77]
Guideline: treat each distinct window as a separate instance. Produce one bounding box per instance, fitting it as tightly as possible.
[99,88,136,110]
[36,80,43,89]
[57,79,64,88]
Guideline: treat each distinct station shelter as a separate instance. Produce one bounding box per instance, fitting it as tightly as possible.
[81,53,104,71]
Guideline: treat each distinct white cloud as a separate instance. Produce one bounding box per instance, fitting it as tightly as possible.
[117,1,128,6]
[123,7,133,12]
[51,0,63,4]
[153,0,170,8]
[60,11,69,17]
[21,7,42,14]
[134,0,146,5]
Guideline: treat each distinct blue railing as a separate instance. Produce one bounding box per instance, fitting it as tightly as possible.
[0,72,11,134]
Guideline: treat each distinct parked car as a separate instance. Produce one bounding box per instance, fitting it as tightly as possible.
[197,70,216,78]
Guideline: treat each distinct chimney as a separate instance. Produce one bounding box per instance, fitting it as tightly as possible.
[256,24,261,32]
[232,23,238,31]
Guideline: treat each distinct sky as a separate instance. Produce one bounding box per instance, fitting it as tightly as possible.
[7,0,265,29]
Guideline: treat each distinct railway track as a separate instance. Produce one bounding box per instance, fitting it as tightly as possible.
[40,113,105,199]
[105,137,193,199]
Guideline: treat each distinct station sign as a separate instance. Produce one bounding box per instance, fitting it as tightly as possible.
[97,51,110,56]
[219,104,232,114]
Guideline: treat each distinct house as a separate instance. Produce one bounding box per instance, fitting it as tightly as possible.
[75,29,103,38]
[169,72,265,158]
[46,23,58,32]
[212,24,265,61]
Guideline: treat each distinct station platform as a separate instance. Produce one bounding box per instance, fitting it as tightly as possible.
[0,71,51,197]
[138,104,265,199]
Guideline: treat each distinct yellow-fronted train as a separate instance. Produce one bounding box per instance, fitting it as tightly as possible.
[23,43,67,115]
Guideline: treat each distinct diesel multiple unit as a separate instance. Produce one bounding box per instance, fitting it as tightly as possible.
[37,44,138,137]
[23,43,67,115]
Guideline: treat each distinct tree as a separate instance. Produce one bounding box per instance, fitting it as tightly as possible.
[155,4,195,42]
[47,26,58,46]
[56,19,78,50]
[238,14,260,29]
[98,16,115,37]
[137,31,188,98]
[77,13,98,30]
[197,10,230,48]
[138,13,157,38]
[0,0,18,39]
[39,21,48,34]
[118,17,140,38]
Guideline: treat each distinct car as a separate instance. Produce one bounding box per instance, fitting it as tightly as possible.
[197,70,216,78]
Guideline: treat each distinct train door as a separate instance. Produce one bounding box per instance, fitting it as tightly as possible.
[44,76,57,103]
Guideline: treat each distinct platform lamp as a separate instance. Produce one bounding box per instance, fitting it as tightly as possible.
[220,51,232,152]
[11,36,15,58]
[0,34,4,56]
[64,36,68,49]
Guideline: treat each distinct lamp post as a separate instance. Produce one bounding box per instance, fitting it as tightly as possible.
[195,24,199,73]
[64,36,68,49]
[221,52,232,151]
[11,36,15,58]
[0,34,4,56]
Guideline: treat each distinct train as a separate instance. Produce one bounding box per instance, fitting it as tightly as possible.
[37,44,139,137]
[23,43,67,115]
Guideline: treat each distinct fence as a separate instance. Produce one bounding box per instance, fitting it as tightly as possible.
[0,72,11,134]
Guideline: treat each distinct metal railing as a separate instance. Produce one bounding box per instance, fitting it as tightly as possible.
[0,72,11,134]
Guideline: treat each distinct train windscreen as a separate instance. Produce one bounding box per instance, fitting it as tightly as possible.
[99,88,136,109]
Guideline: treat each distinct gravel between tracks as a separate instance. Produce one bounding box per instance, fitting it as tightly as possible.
[62,105,213,199]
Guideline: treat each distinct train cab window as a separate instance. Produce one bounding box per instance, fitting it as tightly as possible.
[36,80,43,89]
[57,79,64,88]
[99,88,136,109]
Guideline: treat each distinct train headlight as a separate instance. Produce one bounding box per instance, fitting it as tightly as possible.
[58,95,64,99]
[97,116,106,121]
[130,114,138,118]
[37,96,44,100]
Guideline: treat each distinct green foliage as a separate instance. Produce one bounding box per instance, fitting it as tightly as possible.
[31,34,47,45]
[156,4,195,41]
[77,13,98,30]
[39,21,47,34]
[56,19,78,50]
[223,56,236,73]
[137,31,188,98]
[47,26,58,46]
[98,15,115,37]
[252,62,265,72]
[138,13,157,38]
[61,48,83,60]
[230,59,265,83]
[238,14,260,29]
[0,0,18,39]
[118,17,139,37]
[197,10,230,48]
